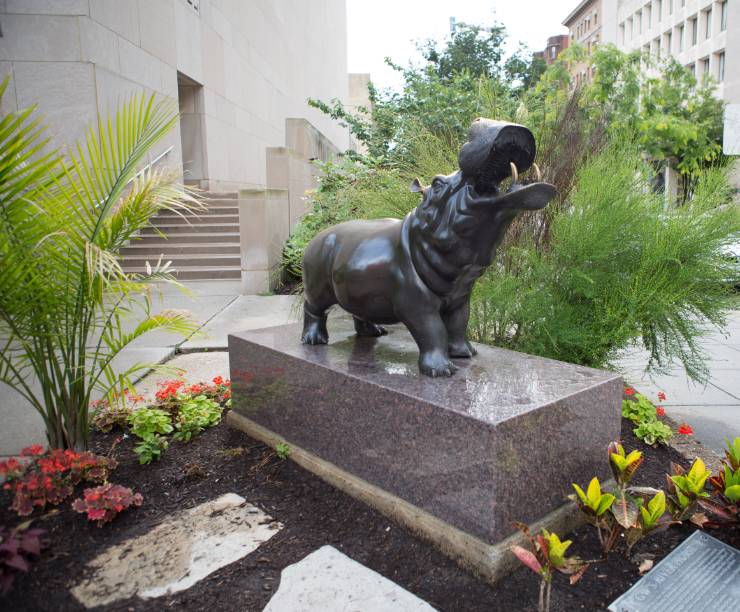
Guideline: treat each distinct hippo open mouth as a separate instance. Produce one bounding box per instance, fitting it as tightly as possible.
[455,119,555,211]
[458,119,541,196]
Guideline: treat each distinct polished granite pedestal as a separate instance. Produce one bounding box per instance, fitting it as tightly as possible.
[228,318,622,581]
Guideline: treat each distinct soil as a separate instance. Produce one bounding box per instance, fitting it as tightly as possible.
[2,418,737,612]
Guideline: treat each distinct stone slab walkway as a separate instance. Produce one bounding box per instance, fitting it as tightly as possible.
[264,546,436,612]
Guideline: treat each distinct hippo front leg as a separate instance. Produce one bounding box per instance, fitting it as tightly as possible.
[402,311,458,377]
[443,299,478,358]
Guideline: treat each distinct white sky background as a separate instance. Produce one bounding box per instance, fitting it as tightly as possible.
[347,0,572,92]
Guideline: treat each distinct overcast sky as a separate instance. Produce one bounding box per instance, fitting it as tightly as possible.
[347,0,571,91]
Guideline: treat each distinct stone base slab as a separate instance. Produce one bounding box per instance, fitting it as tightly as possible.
[228,410,596,584]
[228,319,622,545]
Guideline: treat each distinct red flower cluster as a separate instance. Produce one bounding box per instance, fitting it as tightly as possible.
[157,376,231,405]
[655,406,666,417]
[0,446,117,517]
[72,483,143,526]
[678,423,694,435]
[155,379,185,401]
[657,391,667,402]
[624,387,636,396]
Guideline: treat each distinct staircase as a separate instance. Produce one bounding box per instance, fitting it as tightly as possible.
[120,192,242,280]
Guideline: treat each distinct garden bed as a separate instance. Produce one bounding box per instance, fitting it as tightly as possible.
[2,417,737,612]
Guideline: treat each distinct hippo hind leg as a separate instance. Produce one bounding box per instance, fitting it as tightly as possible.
[353,317,388,338]
[301,300,330,345]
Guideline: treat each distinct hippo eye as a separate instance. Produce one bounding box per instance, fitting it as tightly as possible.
[431,178,444,190]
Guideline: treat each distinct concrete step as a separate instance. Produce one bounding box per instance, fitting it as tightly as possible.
[133,232,241,244]
[140,223,240,235]
[120,243,240,255]
[157,206,239,217]
[122,265,242,280]
[122,253,241,267]
[150,214,239,226]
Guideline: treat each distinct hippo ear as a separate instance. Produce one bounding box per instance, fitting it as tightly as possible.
[410,178,424,193]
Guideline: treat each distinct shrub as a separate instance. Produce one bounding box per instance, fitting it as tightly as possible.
[133,435,168,465]
[0,522,49,594]
[173,396,223,442]
[470,141,738,381]
[510,523,587,612]
[0,81,200,451]
[92,402,134,434]
[72,484,143,526]
[128,408,173,440]
[0,446,116,517]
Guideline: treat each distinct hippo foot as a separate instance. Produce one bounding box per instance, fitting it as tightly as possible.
[301,320,329,344]
[419,351,458,377]
[354,318,388,338]
[448,340,477,358]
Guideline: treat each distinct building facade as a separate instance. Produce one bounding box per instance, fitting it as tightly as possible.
[543,34,570,65]
[0,0,351,192]
[615,1,738,107]
[563,0,608,86]
[0,0,360,292]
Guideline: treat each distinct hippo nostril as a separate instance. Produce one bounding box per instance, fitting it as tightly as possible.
[509,162,518,183]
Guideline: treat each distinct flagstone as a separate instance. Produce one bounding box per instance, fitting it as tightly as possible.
[71,493,282,607]
[264,545,435,612]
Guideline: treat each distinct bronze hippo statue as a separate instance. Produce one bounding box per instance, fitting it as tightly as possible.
[301,118,557,377]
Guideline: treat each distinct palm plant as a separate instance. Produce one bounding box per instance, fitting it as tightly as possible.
[0,79,201,450]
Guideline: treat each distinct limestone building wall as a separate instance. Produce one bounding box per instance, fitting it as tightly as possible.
[0,0,351,192]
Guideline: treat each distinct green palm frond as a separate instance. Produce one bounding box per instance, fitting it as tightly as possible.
[0,79,202,449]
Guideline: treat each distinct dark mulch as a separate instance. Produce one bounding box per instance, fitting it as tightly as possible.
[1,418,737,612]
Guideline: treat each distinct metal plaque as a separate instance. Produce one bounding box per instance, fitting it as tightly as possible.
[609,531,740,612]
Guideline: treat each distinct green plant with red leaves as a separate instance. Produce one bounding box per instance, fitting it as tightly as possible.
[510,522,588,612]
[699,437,740,531]
[0,446,117,516]
[571,443,675,555]
[665,457,711,521]
[0,521,49,594]
[72,484,143,526]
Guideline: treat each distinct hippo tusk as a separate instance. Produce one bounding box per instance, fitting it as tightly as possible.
[532,163,542,181]
[509,162,518,183]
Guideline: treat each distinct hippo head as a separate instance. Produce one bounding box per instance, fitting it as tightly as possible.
[411,119,557,215]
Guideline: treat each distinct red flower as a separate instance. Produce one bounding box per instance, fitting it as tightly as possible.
[657,391,666,402]
[678,423,693,435]
[624,387,636,396]
[20,444,45,457]
[655,406,665,417]
[213,376,224,385]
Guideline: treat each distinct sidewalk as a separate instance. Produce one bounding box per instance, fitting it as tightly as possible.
[0,281,298,456]
[2,281,737,455]
[615,310,740,454]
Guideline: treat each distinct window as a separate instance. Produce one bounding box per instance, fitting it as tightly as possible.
[550,46,556,59]
[629,17,633,39]
[647,6,652,29]
[657,0,662,22]
[669,0,673,15]
[701,56,710,76]
[681,0,685,7]
[705,8,712,39]
[594,12,598,26]
[638,11,642,34]
[691,16,698,45]
[718,51,725,82]
[721,1,728,31]
[687,63,695,76]
[678,24,684,51]
[666,31,672,54]
[620,23,625,44]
